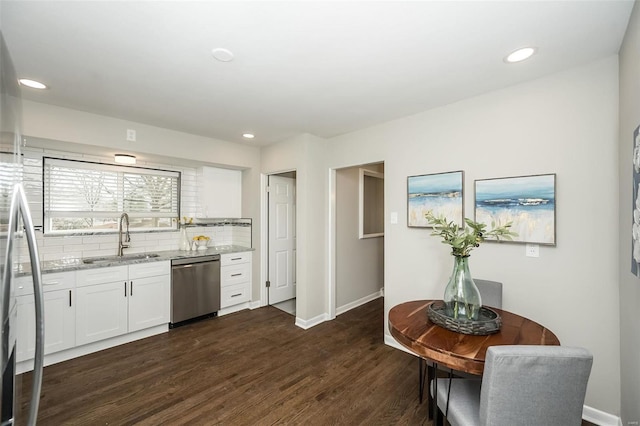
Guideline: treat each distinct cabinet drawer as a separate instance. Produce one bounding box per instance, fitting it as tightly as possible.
[220,263,250,287]
[221,252,251,267]
[221,283,250,308]
[129,261,170,280]
[42,271,76,292]
[77,265,128,287]
[16,271,76,296]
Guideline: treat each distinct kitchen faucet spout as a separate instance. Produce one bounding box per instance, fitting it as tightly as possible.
[118,212,130,256]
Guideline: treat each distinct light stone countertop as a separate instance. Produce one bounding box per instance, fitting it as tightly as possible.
[16,245,254,276]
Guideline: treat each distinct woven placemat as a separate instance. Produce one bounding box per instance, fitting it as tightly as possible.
[427,300,502,335]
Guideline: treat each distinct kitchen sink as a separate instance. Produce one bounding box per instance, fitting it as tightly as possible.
[82,253,161,265]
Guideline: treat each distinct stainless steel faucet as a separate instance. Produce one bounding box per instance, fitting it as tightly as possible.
[118,212,130,256]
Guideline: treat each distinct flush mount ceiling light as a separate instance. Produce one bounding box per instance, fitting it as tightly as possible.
[211,48,234,62]
[242,133,255,139]
[18,78,47,89]
[504,47,537,63]
[114,154,136,165]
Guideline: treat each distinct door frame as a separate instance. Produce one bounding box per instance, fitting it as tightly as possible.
[328,161,385,320]
[260,169,297,308]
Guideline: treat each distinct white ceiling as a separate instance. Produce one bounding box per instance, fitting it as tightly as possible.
[1,1,634,146]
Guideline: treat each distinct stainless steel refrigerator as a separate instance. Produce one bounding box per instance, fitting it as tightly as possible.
[0,30,45,426]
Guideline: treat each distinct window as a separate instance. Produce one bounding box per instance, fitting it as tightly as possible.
[44,158,180,233]
[359,168,384,239]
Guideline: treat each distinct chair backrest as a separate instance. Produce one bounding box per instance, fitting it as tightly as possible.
[479,345,593,426]
[475,279,502,309]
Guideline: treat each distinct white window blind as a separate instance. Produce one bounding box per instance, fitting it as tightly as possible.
[44,158,180,233]
[0,152,23,229]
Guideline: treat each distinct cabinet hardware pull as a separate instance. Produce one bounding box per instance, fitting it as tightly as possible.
[43,280,60,286]
[231,258,242,261]
[124,282,127,297]
[231,273,242,277]
[130,281,133,296]
[231,293,242,297]
[69,290,72,307]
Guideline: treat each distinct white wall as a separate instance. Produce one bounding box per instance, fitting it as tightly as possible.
[261,133,327,322]
[21,101,259,169]
[618,2,640,424]
[20,101,263,301]
[336,165,384,310]
[326,57,620,416]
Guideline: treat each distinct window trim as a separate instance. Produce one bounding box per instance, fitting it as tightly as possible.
[43,157,181,234]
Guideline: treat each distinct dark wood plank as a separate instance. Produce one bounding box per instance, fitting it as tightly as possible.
[18,298,433,425]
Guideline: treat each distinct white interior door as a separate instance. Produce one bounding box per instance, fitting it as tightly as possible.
[268,175,296,304]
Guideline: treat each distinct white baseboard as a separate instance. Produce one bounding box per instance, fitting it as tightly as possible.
[17,324,168,374]
[218,302,251,316]
[384,333,416,356]
[384,333,621,426]
[583,405,622,426]
[295,313,329,330]
[336,289,383,316]
[218,300,261,316]
[292,288,383,330]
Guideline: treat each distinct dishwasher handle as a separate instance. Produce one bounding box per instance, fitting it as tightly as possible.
[171,255,220,267]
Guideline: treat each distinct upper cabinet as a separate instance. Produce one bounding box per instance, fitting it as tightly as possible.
[197,166,242,218]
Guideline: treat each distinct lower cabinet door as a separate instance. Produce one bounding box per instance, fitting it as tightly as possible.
[76,281,128,346]
[128,275,169,332]
[16,289,76,362]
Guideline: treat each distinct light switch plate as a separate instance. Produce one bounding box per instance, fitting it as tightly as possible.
[126,129,136,142]
[526,244,539,257]
[390,212,398,224]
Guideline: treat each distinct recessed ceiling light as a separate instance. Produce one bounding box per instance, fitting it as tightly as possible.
[242,133,255,139]
[211,48,234,62]
[18,78,47,89]
[504,47,537,63]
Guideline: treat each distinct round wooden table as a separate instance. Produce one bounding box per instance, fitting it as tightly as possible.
[389,300,560,375]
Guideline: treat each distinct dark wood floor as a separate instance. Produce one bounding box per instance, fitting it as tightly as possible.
[18,298,432,425]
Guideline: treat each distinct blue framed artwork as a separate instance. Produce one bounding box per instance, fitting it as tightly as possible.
[407,170,463,228]
[474,173,556,245]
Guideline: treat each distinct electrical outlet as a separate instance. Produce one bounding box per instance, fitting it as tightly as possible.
[390,212,398,224]
[126,129,136,142]
[526,244,539,257]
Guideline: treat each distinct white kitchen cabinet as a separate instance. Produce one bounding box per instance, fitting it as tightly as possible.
[75,281,128,346]
[198,166,242,218]
[220,252,251,308]
[16,271,76,362]
[128,262,170,332]
[75,261,170,346]
[128,275,169,332]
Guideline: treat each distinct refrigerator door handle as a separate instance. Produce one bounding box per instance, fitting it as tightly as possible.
[3,184,44,426]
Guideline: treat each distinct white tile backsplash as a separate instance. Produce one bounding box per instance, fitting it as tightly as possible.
[17,222,251,265]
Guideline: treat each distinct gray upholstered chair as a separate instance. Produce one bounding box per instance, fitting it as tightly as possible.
[432,345,593,426]
[473,279,502,309]
[419,279,503,404]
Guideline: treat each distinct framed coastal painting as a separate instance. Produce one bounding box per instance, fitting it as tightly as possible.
[407,170,463,227]
[474,173,556,245]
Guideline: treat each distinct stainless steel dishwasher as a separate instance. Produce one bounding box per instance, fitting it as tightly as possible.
[170,255,220,327]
